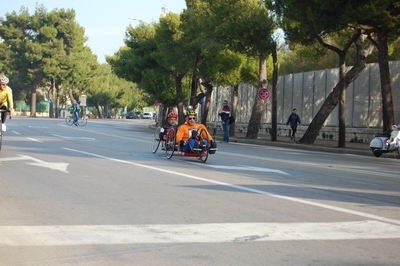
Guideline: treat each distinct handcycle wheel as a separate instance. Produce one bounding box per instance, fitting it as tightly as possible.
[78,116,88,126]
[165,127,176,159]
[65,115,74,126]
[152,127,162,153]
[197,129,209,163]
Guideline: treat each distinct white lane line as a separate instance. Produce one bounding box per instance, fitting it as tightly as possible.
[218,151,400,179]
[52,134,95,140]
[27,137,44,143]
[1,220,399,246]
[198,164,290,175]
[62,148,400,226]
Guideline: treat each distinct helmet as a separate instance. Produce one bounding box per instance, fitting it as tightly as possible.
[167,112,177,118]
[77,100,81,104]
[0,76,9,84]
[186,109,197,116]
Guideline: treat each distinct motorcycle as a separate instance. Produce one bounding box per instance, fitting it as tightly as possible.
[369,124,400,158]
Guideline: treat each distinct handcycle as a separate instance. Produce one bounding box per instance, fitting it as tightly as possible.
[0,109,11,152]
[164,128,217,163]
[65,113,88,127]
[151,126,178,154]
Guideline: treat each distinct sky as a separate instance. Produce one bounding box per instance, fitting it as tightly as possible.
[2,0,187,64]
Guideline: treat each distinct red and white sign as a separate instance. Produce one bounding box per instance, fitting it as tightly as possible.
[258,88,270,101]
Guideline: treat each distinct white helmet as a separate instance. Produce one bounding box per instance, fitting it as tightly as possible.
[0,76,9,84]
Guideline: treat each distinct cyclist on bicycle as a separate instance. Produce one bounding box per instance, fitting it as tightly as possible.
[176,109,216,153]
[73,100,81,126]
[159,111,178,141]
[0,75,14,132]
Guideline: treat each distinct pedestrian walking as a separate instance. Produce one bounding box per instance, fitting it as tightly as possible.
[286,108,301,141]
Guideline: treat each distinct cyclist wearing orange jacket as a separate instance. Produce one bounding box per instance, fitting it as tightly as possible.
[176,109,215,153]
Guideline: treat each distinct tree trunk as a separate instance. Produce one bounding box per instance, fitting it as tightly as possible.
[190,73,197,107]
[377,26,395,132]
[245,52,267,139]
[96,102,102,118]
[229,84,238,137]
[299,34,373,144]
[271,45,278,141]
[30,81,40,117]
[55,84,60,118]
[49,79,55,118]
[200,82,213,126]
[338,55,346,148]
[175,73,186,126]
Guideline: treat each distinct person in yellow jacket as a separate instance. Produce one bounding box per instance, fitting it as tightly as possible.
[0,76,13,132]
[176,109,216,153]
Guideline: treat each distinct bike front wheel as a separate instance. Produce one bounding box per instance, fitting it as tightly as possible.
[152,127,162,153]
[165,127,176,159]
[65,116,74,126]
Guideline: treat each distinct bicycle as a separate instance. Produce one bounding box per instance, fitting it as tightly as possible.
[0,109,11,151]
[65,114,88,127]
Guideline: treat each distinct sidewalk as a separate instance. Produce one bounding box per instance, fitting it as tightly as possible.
[215,132,372,157]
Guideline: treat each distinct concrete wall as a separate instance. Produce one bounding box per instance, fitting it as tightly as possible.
[206,61,400,142]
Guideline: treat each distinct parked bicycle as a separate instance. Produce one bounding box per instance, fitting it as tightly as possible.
[65,114,88,127]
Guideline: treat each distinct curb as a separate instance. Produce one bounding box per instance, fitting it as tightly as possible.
[215,137,372,157]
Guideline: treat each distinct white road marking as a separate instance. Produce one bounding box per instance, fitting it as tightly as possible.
[218,151,400,179]
[0,155,69,173]
[62,148,400,225]
[28,126,48,128]
[11,131,20,135]
[52,134,95,140]
[1,220,399,246]
[27,137,44,143]
[199,164,290,175]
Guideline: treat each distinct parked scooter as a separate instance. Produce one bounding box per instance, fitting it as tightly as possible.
[369,124,400,157]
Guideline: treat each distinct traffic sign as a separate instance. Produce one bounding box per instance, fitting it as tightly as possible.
[258,87,270,101]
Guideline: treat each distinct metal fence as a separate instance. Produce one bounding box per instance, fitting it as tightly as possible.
[207,61,400,129]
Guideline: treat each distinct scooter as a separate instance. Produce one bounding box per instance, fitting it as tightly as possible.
[369,124,400,158]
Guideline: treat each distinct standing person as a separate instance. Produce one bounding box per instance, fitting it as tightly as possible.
[73,100,81,126]
[219,100,231,143]
[0,76,14,132]
[176,109,216,153]
[286,108,301,141]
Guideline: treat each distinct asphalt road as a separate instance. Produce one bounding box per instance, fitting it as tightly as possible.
[0,117,399,266]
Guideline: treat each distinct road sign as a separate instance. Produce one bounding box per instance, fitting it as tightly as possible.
[258,88,270,101]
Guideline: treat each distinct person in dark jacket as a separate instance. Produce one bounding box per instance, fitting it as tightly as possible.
[219,100,231,143]
[286,108,301,141]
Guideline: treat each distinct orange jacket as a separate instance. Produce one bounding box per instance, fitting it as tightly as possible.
[176,123,213,143]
